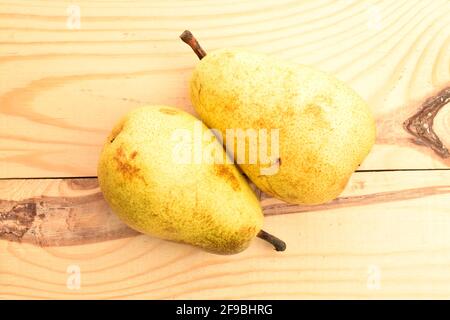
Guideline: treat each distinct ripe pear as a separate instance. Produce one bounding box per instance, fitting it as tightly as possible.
[97,106,285,254]
[181,31,376,205]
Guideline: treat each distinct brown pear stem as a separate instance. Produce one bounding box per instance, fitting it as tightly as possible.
[257,230,286,252]
[180,30,207,60]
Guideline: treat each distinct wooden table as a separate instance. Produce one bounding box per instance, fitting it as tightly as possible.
[1,0,449,299]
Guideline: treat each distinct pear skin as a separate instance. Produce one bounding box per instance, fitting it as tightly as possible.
[182,31,376,205]
[98,106,271,254]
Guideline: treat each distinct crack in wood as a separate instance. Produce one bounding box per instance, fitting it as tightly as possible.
[1,184,449,247]
[403,87,450,158]
[262,185,450,215]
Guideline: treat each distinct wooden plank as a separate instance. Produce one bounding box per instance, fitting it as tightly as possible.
[0,0,449,178]
[1,170,450,299]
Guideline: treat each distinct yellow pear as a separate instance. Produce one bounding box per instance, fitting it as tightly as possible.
[97,106,285,254]
[181,31,376,205]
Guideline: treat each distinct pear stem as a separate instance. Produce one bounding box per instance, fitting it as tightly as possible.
[180,30,207,60]
[257,230,286,252]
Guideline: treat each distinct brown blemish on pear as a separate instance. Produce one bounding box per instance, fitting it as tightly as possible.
[213,164,240,191]
[159,108,180,115]
[114,145,145,184]
[108,121,124,143]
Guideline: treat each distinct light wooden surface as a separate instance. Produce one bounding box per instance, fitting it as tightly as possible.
[0,0,449,299]
[1,171,450,299]
[0,0,449,177]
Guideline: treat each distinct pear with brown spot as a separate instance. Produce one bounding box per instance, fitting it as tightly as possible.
[97,106,285,254]
[181,31,376,205]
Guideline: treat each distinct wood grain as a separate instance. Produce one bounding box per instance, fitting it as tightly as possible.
[1,0,450,300]
[0,172,449,247]
[0,0,449,178]
[1,170,450,299]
